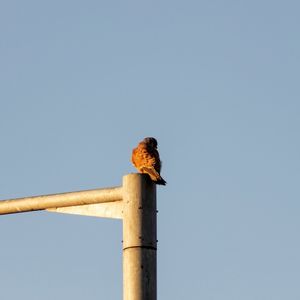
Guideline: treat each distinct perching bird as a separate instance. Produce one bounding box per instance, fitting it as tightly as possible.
[131,137,166,185]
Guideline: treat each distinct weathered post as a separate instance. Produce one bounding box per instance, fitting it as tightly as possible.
[122,173,157,300]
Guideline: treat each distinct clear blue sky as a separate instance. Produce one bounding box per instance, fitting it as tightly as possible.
[1,1,299,299]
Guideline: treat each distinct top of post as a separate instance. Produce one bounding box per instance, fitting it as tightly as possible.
[122,173,156,193]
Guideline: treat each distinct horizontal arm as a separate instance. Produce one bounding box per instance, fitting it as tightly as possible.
[0,186,123,215]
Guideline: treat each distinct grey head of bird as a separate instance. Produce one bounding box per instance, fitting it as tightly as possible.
[143,137,158,149]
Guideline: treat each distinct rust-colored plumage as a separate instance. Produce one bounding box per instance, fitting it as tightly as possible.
[131,137,166,185]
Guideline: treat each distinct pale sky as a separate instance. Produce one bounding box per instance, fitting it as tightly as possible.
[1,1,300,299]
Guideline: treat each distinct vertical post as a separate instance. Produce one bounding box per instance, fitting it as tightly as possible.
[122,173,157,300]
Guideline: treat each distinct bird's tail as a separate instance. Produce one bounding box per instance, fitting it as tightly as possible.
[156,176,167,185]
[140,167,167,185]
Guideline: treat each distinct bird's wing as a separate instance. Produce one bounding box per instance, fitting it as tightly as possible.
[139,166,161,181]
[132,143,157,170]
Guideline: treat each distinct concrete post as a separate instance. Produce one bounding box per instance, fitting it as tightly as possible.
[122,174,157,300]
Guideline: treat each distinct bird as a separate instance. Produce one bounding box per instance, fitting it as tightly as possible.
[131,137,166,185]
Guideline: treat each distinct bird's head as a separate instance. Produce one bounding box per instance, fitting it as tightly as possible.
[143,137,158,149]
